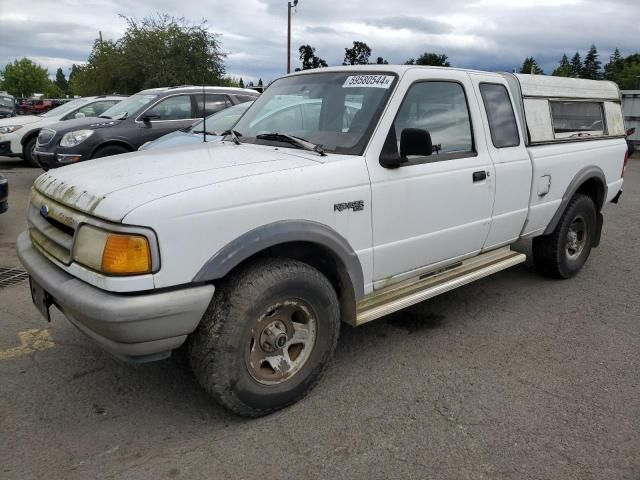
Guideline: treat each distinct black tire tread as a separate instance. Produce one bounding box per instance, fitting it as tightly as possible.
[189,258,339,417]
[23,136,39,167]
[532,193,595,279]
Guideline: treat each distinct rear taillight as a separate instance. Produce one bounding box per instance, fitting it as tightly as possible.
[622,150,629,178]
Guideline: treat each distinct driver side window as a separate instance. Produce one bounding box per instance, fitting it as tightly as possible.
[394,82,474,157]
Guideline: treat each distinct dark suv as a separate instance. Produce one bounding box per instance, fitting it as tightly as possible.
[34,86,259,169]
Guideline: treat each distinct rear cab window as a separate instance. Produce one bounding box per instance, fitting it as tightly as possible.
[479,83,520,148]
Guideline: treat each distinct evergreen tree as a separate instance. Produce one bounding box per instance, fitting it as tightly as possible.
[54,68,69,94]
[552,53,572,77]
[604,48,624,83]
[258,78,263,87]
[239,78,244,88]
[519,57,544,75]
[582,44,602,79]
[376,56,389,65]
[570,51,582,78]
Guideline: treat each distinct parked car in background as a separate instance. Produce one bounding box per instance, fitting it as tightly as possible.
[34,86,259,169]
[17,99,53,116]
[0,96,125,166]
[17,67,626,416]
[0,92,16,119]
[0,174,7,214]
[139,101,253,151]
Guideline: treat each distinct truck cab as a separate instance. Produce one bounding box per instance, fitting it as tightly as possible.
[17,66,626,416]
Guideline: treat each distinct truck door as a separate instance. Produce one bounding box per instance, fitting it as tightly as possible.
[366,69,495,287]
[469,75,532,249]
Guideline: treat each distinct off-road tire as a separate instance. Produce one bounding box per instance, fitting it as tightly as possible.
[189,258,340,417]
[532,193,596,279]
[23,136,39,167]
[92,145,130,159]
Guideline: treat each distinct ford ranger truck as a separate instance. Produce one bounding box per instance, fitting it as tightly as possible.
[17,66,626,417]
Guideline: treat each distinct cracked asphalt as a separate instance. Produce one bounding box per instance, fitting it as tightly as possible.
[1,156,639,480]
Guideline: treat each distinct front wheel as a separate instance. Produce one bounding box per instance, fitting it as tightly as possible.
[189,259,340,417]
[23,137,39,167]
[532,193,596,279]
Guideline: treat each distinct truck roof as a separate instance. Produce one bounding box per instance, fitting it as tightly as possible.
[288,65,621,101]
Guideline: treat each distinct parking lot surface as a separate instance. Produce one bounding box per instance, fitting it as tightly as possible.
[1,156,639,480]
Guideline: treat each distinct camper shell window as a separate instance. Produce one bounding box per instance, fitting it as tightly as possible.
[550,101,605,138]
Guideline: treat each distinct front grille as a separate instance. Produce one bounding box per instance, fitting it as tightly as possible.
[37,128,55,146]
[28,189,87,264]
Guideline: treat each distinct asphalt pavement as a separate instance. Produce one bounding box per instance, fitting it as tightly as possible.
[0,155,639,480]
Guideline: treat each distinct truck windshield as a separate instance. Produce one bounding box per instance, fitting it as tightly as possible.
[233,72,397,155]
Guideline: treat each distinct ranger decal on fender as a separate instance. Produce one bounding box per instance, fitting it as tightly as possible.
[334,200,364,212]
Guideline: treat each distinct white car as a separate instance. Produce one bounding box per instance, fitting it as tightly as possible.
[0,96,124,166]
[18,66,626,416]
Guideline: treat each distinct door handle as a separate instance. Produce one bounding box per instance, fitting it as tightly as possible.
[472,171,487,182]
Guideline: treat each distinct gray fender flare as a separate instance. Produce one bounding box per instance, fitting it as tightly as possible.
[543,165,607,235]
[192,220,365,299]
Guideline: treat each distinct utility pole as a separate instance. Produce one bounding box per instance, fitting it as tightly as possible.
[287,0,298,74]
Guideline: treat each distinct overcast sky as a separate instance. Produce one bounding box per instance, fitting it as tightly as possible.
[1,0,638,84]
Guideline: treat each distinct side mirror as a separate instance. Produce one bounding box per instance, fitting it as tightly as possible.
[379,127,404,169]
[400,128,432,158]
[141,114,160,125]
[74,112,86,119]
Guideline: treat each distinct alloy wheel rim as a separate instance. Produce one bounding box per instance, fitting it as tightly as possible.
[245,300,317,385]
[566,215,587,260]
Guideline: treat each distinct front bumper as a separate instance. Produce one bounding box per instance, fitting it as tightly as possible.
[17,232,215,362]
[0,139,21,157]
[34,148,84,169]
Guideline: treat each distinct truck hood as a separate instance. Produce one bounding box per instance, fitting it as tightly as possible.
[0,115,42,127]
[139,130,223,151]
[33,141,324,222]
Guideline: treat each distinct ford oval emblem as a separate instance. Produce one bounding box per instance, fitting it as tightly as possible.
[40,205,49,217]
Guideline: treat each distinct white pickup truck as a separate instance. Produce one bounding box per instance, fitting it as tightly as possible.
[17,66,627,416]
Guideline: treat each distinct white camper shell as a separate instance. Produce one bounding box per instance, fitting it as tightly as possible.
[505,74,625,144]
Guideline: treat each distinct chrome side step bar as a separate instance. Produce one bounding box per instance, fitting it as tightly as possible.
[353,247,526,326]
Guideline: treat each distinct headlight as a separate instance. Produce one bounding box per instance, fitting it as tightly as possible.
[0,125,23,134]
[60,129,94,147]
[73,225,153,275]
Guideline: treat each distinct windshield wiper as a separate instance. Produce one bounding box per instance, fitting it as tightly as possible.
[112,112,128,120]
[98,114,112,119]
[220,129,242,145]
[255,132,326,156]
[192,130,219,136]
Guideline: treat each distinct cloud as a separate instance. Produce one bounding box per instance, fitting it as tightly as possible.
[365,16,452,34]
[0,0,638,84]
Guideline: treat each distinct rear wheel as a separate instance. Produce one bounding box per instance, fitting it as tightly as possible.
[92,145,130,159]
[189,259,340,417]
[23,136,39,167]
[532,193,596,279]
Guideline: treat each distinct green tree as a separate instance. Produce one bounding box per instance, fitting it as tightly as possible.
[1,58,50,97]
[298,44,328,70]
[70,13,226,95]
[618,57,640,89]
[519,57,544,75]
[570,51,582,78]
[258,78,263,87]
[343,41,371,65]
[552,53,572,77]
[239,78,244,88]
[406,52,450,67]
[376,56,389,65]
[582,44,602,79]
[44,82,64,98]
[604,48,624,83]
[54,68,68,94]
